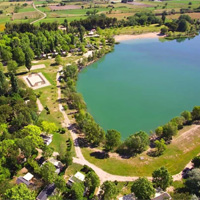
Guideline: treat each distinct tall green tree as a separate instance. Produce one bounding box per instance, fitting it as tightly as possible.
[192,106,200,120]
[105,129,121,151]
[13,47,25,66]
[154,139,166,156]
[0,70,8,95]
[3,183,35,200]
[192,155,200,168]
[40,162,57,184]
[152,167,172,191]
[101,181,119,200]
[7,60,18,74]
[85,171,100,197]
[131,177,155,200]
[185,168,200,196]
[70,183,84,200]
[24,47,34,71]
[181,110,192,122]
[123,131,149,155]
[10,73,19,93]
[162,122,177,141]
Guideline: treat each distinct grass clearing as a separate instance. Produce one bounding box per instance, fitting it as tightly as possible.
[81,125,200,176]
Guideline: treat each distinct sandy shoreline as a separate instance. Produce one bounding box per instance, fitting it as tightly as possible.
[114,32,164,42]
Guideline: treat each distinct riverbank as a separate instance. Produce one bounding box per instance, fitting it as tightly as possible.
[114,32,164,42]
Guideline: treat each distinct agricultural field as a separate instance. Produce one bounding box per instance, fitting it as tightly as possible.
[0,0,200,30]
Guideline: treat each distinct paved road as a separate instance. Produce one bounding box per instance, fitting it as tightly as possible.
[56,66,198,184]
[30,3,46,24]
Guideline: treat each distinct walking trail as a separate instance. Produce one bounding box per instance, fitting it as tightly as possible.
[30,3,46,24]
[56,66,197,184]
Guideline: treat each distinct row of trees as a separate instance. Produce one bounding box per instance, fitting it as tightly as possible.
[69,12,161,30]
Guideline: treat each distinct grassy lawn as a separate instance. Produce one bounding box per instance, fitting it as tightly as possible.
[81,125,200,176]
[64,163,83,181]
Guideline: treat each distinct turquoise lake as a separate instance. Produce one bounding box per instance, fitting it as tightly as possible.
[77,36,200,139]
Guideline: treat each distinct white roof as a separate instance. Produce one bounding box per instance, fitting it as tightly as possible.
[23,172,33,181]
[74,172,85,182]
[48,157,60,167]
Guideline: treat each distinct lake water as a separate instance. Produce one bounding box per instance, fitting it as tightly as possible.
[77,35,200,139]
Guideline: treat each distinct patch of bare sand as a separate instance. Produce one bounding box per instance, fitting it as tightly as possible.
[114,32,164,42]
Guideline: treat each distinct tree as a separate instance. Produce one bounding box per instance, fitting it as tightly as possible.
[155,126,163,137]
[131,178,155,200]
[21,124,41,137]
[192,106,200,120]
[185,168,200,196]
[10,73,19,93]
[63,64,78,80]
[85,171,100,197]
[41,121,58,135]
[24,47,34,71]
[161,27,168,35]
[7,60,18,74]
[177,19,189,32]
[55,55,62,65]
[100,181,119,200]
[13,47,25,66]
[40,162,57,184]
[123,131,149,155]
[42,146,54,159]
[55,176,66,192]
[161,12,166,24]
[181,110,192,122]
[162,122,177,141]
[0,70,8,95]
[152,167,172,191]
[3,184,35,200]
[154,139,166,156]
[105,129,121,151]
[70,183,84,200]
[192,155,200,168]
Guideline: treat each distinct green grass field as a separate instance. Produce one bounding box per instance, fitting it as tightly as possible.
[81,125,200,176]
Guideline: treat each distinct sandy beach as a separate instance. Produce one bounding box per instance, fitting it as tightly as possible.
[114,32,164,42]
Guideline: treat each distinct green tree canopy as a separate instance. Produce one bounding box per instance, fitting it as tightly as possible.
[3,183,35,200]
[7,60,18,74]
[105,129,121,151]
[55,55,62,65]
[123,131,149,155]
[192,155,200,168]
[85,171,100,197]
[131,177,155,200]
[181,110,192,122]
[70,183,84,200]
[192,106,200,120]
[40,162,57,184]
[185,168,200,196]
[101,181,119,200]
[154,139,166,156]
[41,121,58,135]
[152,166,172,191]
[13,47,25,66]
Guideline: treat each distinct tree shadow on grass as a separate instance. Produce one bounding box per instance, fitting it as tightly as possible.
[90,151,109,159]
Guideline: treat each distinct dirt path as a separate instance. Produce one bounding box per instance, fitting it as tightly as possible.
[30,3,46,24]
[56,66,198,184]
